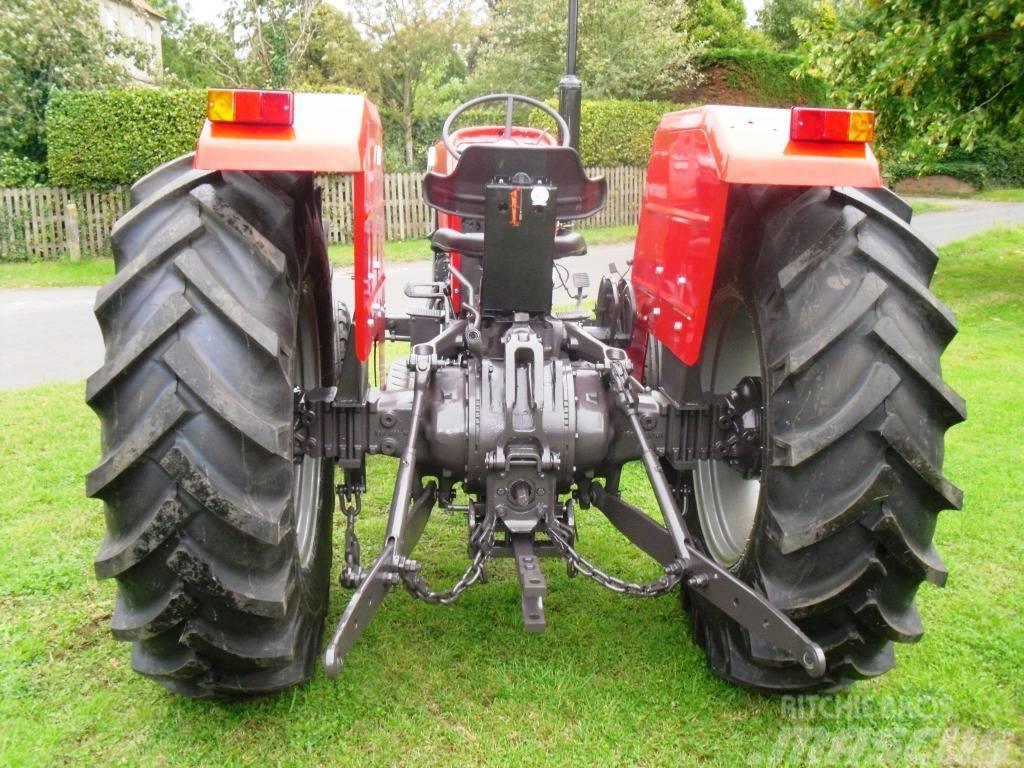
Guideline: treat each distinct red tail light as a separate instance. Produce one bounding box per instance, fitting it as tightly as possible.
[207,89,295,126]
[790,108,875,144]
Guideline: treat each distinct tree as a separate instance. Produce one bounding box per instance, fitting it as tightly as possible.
[355,0,477,165]
[757,0,823,50]
[293,4,373,90]
[151,0,250,87]
[800,0,1024,154]
[0,0,138,164]
[157,0,323,89]
[473,0,699,101]
[684,0,767,49]
[224,0,321,88]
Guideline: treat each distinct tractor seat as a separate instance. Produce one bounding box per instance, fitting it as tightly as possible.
[430,227,587,259]
[423,144,607,221]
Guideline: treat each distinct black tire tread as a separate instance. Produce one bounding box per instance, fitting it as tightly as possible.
[687,185,962,693]
[89,158,334,697]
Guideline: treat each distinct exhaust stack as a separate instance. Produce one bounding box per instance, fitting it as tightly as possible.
[558,0,582,152]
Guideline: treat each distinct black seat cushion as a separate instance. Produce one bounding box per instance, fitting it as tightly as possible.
[431,227,587,259]
[423,144,607,221]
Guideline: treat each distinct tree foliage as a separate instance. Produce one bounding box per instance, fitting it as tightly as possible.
[800,0,1024,153]
[0,0,139,163]
[224,0,320,88]
[355,0,477,165]
[473,0,699,101]
[685,0,767,48]
[157,0,321,88]
[756,0,824,50]
[293,4,373,90]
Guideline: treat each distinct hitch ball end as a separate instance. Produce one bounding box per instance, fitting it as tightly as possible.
[801,645,827,678]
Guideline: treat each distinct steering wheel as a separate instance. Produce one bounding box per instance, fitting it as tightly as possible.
[442,93,570,160]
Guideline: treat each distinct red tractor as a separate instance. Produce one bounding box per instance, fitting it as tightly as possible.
[87,15,962,698]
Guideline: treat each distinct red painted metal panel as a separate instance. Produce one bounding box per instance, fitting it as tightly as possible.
[353,119,386,362]
[631,105,882,368]
[194,93,378,173]
[195,92,385,362]
[631,125,730,368]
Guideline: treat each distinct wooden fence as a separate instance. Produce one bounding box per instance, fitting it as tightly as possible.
[0,166,646,261]
[0,187,130,261]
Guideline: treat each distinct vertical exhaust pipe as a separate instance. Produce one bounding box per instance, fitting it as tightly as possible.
[558,0,582,152]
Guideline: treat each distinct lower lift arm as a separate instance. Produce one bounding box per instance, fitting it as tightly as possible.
[569,323,827,678]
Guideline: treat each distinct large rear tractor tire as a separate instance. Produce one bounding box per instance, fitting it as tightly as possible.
[675,185,965,693]
[87,155,336,697]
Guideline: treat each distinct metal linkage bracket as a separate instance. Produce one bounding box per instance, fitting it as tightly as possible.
[512,535,547,632]
[590,484,826,678]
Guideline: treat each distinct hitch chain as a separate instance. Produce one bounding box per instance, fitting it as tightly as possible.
[336,484,496,604]
[400,517,497,605]
[546,526,683,598]
[338,486,363,589]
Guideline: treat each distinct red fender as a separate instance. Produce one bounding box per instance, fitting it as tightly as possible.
[630,105,883,369]
[194,93,385,362]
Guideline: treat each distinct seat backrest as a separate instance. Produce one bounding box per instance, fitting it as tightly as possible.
[422,144,607,221]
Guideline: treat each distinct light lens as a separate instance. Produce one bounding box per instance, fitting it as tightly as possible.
[206,89,294,126]
[790,108,875,143]
[207,89,235,122]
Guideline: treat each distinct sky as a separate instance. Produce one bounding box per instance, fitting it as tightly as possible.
[182,0,766,26]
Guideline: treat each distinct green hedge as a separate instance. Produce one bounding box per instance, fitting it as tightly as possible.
[573,100,680,168]
[383,100,678,171]
[45,88,678,185]
[47,89,206,188]
[884,139,1024,190]
[680,48,828,107]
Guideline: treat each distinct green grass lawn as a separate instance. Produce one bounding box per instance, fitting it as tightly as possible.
[908,188,1024,203]
[974,188,1024,203]
[1,228,1022,766]
[910,201,955,215]
[0,258,114,288]
[328,224,637,268]
[0,226,637,289]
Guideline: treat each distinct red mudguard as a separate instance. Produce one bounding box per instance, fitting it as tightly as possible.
[630,105,883,368]
[194,93,385,362]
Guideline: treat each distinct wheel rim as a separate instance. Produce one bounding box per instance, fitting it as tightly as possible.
[694,295,763,567]
[293,288,323,568]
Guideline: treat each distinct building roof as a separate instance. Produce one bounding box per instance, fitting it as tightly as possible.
[110,0,166,20]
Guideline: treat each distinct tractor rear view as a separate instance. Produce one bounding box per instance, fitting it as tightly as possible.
[87,9,962,698]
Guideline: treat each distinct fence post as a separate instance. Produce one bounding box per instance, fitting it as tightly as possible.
[65,201,81,262]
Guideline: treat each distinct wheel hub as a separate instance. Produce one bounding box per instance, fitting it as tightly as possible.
[713,376,764,480]
[694,296,766,567]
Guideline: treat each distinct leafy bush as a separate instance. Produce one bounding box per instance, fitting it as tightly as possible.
[47,89,206,188]
[885,139,1024,190]
[45,87,680,184]
[0,152,45,187]
[384,100,680,171]
[679,48,828,107]
[572,100,681,167]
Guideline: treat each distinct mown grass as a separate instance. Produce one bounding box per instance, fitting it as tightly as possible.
[909,188,1024,203]
[974,188,1024,203]
[1,228,1023,766]
[910,201,955,215]
[0,258,114,288]
[0,226,638,289]
[327,225,638,269]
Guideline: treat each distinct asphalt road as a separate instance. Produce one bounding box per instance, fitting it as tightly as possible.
[2,198,1022,391]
